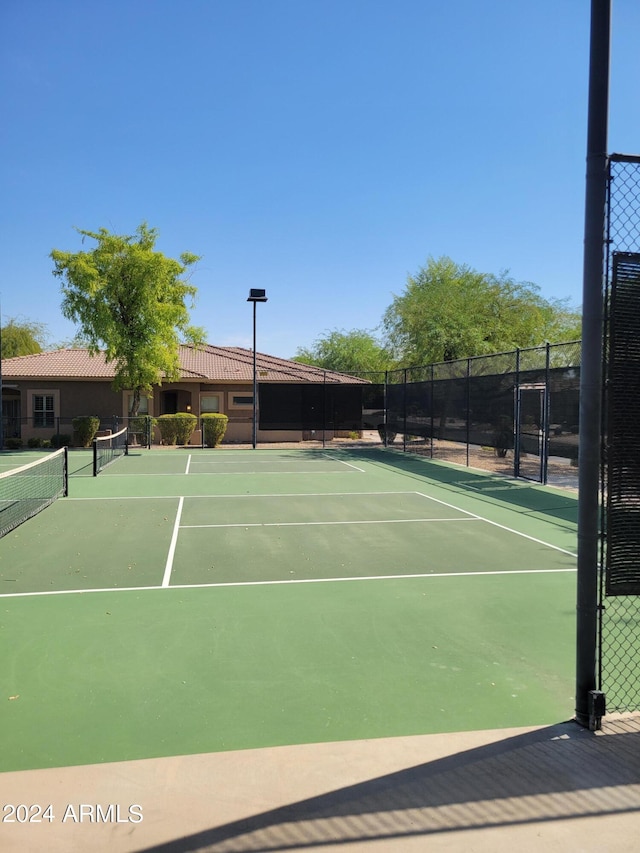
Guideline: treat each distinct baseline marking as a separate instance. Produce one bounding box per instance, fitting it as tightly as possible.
[0,567,577,599]
[95,469,362,476]
[66,490,417,501]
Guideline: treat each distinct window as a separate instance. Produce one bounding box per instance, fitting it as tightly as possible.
[200,394,220,413]
[127,395,149,415]
[33,394,55,428]
[231,395,253,407]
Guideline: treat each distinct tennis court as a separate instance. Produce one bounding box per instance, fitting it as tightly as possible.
[0,446,578,774]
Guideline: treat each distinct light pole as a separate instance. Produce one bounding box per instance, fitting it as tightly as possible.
[247,288,268,449]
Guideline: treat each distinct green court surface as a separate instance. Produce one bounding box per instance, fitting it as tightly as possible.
[0,447,578,773]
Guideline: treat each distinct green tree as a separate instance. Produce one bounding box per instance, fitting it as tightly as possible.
[51,223,206,415]
[541,298,583,343]
[56,331,93,349]
[383,256,581,365]
[1,317,48,358]
[293,328,391,375]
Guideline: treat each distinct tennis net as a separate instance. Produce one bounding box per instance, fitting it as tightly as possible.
[93,426,129,476]
[0,447,69,538]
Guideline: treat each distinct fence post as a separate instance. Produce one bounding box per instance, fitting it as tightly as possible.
[322,371,327,449]
[543,342,551,484]
[576,0,610,730]
[466,358,471,468]
[514,348,521,478]
[402,369,407,452]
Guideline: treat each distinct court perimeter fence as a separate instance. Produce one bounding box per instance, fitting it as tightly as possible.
[3,339,582,489]
[256,339,582,490]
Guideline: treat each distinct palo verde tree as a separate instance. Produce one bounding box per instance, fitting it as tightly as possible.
[383,256,581,366]
[293,328,392,375]
[51,223,206,415]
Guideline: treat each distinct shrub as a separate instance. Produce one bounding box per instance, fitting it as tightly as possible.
[174,413,197,445]
[156,415,179,445]
[72,416,101,447]
[202,413,228,447]
[157,413,197,445]
[51,433,71,448]
[27,437,44,448]
[5,438,23,450]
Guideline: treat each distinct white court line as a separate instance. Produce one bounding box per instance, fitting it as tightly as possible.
[0,567,577,599]
[65,490,578,557]
[66,490,417,501]
[98,469,361,476]
[322,452,366,474]
[63,490,576,555]
[188,459,298,465]
[181,517,478,529]
[414,491,577,557]
[185,455,192,475]
[162,496,184,587]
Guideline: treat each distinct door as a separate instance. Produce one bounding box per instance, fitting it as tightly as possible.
[162,391,178,414]
[516,385,547,483]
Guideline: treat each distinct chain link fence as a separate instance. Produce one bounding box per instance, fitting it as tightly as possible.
[362,341,581,488]
[599,154,640,713]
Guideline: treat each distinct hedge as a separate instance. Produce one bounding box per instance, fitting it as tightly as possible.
[72,416,101,447]
[201,413,229,447]
[157,413,197,445]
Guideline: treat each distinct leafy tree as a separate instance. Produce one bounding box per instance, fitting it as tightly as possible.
[56,331,93,349]
[51,223,206,415]
[1,317,48,358]
[383,256,581,365]
[541,298,583,343]
[293,328,391,375]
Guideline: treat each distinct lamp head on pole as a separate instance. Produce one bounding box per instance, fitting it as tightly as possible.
[247,288,268,303]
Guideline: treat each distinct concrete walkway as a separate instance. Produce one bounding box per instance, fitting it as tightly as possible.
[1,715,639,852]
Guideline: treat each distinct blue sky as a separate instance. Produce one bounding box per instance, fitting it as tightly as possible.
[1,0,638,359]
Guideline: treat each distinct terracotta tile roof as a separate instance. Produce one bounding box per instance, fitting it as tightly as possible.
[1,346,368,384]
[1,348,116,378]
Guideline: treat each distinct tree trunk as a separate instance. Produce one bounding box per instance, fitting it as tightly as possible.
[129,387,141,417]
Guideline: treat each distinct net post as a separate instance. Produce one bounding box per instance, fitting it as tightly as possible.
[63,446,69,497]
[92,437,98,477]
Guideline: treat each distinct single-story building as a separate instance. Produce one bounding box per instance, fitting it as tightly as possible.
[0,344,369,445]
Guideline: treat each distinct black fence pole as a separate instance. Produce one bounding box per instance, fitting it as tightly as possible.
[322,372,327,449]
[430,364,434,458]
[543,342,551,485]
[514,349,521,478]
[576,0,610,730]
[402,369,407,452]
[465,358,470,468]
[383,371,388,447]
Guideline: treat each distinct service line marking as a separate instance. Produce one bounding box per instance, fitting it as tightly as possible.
[0,567,577,599]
